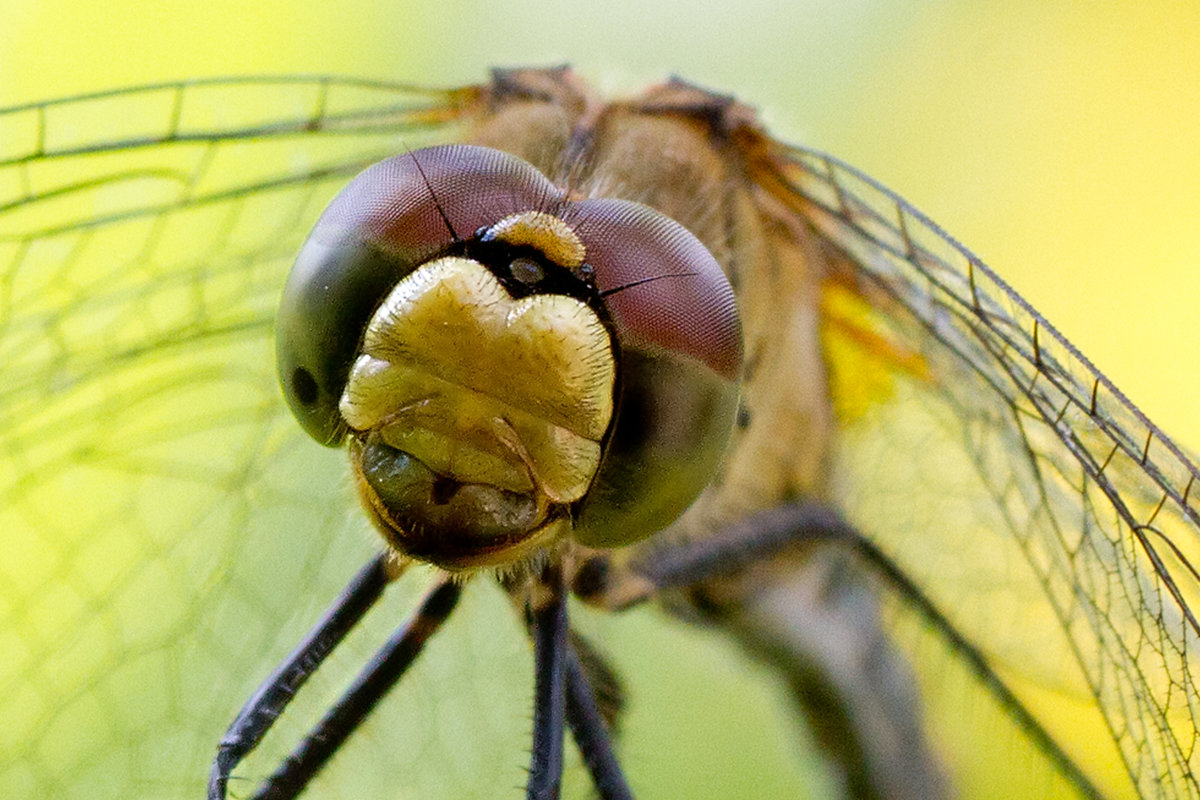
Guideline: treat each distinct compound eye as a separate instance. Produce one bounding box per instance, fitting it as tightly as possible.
[565,198,743,548]
[569,198,741,380]
[276,145,565,445]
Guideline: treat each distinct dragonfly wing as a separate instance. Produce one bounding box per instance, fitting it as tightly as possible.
[758,142,1200,799]
[0,77,516,799]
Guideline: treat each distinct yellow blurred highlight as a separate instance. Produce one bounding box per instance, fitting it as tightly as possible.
[821,278,931,424]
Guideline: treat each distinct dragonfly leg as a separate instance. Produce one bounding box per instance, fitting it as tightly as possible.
[526,561,568,800]
[576,502,1104,800]
[572,502,853,609]
[208,555,460,800]
[564,640,635,800]
[573,503,950,800]
[208,552,400,799]
[520,563,636,800]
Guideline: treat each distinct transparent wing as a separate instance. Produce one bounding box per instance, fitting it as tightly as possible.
[762,143,1200,799]
[0,77,550,800]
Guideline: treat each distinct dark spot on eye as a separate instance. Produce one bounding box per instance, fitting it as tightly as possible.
[510,257,544,284]
[736,403,751,429]
[292,367,319,406]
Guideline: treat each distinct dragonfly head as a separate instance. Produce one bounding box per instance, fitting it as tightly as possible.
[276,145,742,571]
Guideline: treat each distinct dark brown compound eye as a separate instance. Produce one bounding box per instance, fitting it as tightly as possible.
[563,198,743,548]
[568,198,742,381]
[276,145,567,445]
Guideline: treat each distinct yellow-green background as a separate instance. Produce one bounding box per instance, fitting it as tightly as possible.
[4,2,1199,799]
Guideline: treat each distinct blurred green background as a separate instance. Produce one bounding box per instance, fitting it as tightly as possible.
[3,2,1199,799]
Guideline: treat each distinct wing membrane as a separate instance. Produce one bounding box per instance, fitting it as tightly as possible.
[766,143,1200,798]
[1,77,480,494]
[0,77,533,800]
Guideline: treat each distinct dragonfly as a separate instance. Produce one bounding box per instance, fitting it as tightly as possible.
[3,66,1198,800]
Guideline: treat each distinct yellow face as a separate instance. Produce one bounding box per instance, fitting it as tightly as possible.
[344,256,612,506]
[339,251,615,568]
